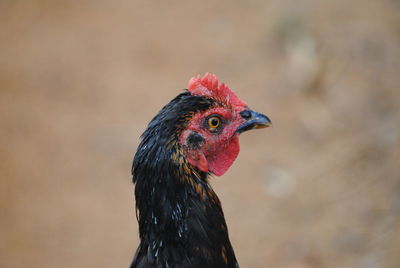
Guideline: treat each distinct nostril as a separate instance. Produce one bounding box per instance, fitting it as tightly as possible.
[240,110,252,119]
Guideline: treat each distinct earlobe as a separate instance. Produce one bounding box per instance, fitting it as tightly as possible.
[180,129,208,172]
[186,149,208,173]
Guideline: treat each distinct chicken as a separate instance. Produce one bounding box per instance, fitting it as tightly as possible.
[130,73,271,268]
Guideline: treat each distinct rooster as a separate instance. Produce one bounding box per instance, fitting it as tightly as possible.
[131,73,271,268]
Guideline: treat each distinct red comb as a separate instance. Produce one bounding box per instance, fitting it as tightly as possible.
[187,73,247,107]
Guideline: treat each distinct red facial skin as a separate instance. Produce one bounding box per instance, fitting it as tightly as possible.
[178,73,251,176]
[179,105,248,176]
[179,73,250,176]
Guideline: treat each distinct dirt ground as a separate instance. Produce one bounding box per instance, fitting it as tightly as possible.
[1,1,399,267]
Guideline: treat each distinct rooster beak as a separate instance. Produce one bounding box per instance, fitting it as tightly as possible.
[236,110,272,134]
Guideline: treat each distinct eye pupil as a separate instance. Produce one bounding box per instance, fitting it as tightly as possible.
[208,116,221,129]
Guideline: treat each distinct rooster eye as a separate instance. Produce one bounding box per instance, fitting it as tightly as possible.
[207,116,221,129]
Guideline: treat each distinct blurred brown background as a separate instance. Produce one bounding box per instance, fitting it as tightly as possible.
[1,0,399,267]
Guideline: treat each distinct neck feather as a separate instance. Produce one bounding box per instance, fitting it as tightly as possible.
[131,92,238,267]
[133,144,238,267]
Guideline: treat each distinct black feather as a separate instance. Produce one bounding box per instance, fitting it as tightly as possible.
[131,92,239,268]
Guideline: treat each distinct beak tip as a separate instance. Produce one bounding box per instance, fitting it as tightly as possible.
[256,114,272,129]
[254,121,272,129]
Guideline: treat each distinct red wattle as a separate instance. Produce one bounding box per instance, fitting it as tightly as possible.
[206,135,240,176]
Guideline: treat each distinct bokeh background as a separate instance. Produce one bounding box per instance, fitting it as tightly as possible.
[1,0,399,267]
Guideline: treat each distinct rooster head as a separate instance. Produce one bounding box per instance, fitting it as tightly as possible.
[179,73,271,176]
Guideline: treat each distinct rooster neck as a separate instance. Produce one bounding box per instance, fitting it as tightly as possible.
[133,147,237,267]
[131,92,238,267]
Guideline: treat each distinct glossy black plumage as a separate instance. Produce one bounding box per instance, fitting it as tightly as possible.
[131,92,239,268]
